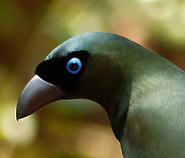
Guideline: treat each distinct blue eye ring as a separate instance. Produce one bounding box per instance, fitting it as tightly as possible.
[66,58,82,74]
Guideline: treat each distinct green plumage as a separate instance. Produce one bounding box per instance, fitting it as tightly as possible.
[17,32,185,158]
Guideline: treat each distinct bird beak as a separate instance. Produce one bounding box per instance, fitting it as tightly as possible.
[16,75,66,120]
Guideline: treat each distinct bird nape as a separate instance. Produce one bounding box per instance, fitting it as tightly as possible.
[16,32,185,158]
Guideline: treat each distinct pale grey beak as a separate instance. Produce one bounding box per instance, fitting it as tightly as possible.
[16,75,66,120]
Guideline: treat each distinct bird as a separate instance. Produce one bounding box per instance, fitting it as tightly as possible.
[17,32,185,158]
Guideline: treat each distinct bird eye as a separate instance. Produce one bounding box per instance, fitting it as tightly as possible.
[66,58,82,74]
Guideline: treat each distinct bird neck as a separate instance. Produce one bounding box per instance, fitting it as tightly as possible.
[109,89,131,141]
[97,80,132,142]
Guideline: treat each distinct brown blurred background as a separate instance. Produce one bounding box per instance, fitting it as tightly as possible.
[1,0,185,158]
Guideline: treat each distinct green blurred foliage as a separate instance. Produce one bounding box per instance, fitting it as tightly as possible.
[0,0,185,157]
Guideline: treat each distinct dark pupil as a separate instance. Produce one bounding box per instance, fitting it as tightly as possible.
[70,63,79,71]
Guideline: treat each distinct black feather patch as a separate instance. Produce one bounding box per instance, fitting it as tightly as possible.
[35,51,90,93]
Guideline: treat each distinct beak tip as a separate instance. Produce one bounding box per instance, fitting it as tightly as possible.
[16,114,20,121]
[16,101,24,121]
[16,104,20,121]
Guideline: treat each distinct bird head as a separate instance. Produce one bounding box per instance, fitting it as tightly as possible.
[16,32,133,120]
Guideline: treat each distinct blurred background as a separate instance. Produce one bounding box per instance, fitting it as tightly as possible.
[1,0,185,157]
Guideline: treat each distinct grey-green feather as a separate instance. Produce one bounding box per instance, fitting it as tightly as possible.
[17,32,185,158]
[48,32,185,157]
